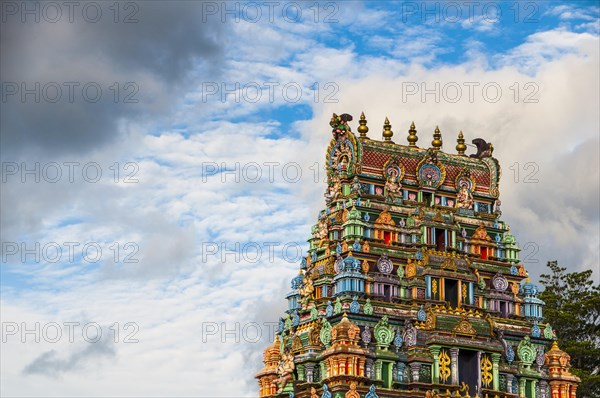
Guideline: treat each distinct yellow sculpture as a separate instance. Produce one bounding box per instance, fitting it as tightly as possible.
[273,351,295,393]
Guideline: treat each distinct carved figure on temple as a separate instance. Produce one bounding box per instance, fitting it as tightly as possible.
[299,275,314,298]
[384,168,402,203]
[351,176,362,196]
[316,216,330,247]
[456,183,474,209]
[310,387,319,398]
[325,175,342,203]
[273,350,295,393]
[345,381,360,398]
[470,138,493,158]
[330,113,353,140]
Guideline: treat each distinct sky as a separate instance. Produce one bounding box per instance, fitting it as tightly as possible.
[0,1,599,396]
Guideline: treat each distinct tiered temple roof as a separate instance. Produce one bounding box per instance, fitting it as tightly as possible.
[256,113,580,398]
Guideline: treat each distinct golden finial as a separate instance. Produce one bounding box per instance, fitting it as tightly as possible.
[358,112,369,138]
[382,117,394,141]
[432,126,442,150]
[456,130,467,155]
[407,121,418,147]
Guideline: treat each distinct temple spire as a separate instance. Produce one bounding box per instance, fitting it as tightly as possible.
[382,117,393,141]
[456,130,466,155]
[358,112,369,139]
[407,121,418,147]
[432,126,442,150]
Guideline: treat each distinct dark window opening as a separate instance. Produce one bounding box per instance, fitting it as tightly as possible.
[423,192,433,206]
[481,247,488,260]
[384,285,391,302]
[384,231,392,245]
[444,279,459,308]
[458,350,478,394]
[500,301,508,318]
[435,228,446,251]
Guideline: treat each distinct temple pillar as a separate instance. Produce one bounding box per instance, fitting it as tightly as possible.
[305,363,314,383]
[506,374,515,394]
[410,362,421,383]
[297,364,305,381]
[429,345,442,384]
[539,381,547,398]
[375,359,383,380]
[530,379,537,398]
[450,348,460,385]
[397,362,406,383]
[519,378,526,398]
[491,353,501,391]
[476,351,482,394]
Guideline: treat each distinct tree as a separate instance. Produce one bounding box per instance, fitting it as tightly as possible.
[539,261,600,398]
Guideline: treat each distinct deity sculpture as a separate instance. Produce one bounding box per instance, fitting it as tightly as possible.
[273,350,295,393]
[324,175,342,203]
[299,275,314,298]
[351,176,362,196]
[384,168,402,203]
[456,184,474,209]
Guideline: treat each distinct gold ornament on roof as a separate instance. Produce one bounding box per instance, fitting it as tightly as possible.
[432,126,443,150]
[382,117,394,141]
[358,112,369,138]
[456,131,467,155]
[408,121,418,147]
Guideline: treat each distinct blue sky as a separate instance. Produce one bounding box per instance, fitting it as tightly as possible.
[1,1,599,396]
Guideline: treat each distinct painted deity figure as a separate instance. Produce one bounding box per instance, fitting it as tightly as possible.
[299,275,314,298]
[384,168,402,203]
[316,216,329,247]
[345,381,360,398]
[456,184,474,209]
[273,351,295,393]
[351,176,361,196]
[310,387,319,398]
[325,175,342,203]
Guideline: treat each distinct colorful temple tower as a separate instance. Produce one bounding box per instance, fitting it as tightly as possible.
[256,113,580,398]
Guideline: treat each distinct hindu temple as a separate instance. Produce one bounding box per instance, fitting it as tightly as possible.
[255,113,580,398]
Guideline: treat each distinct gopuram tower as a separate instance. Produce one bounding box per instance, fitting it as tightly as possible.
[256,113,580,398]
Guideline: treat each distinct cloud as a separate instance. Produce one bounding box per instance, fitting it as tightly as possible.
[0,1,225,158]
[23,337,116,377]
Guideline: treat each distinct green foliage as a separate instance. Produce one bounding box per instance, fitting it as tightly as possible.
[539,261,600,398]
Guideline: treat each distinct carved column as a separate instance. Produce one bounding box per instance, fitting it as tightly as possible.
[491,353,501,391]
[450,348,460,385]
[530,379,537,398]
[305,363,314,383]
[430,345,442,384]
[539,380,548,398]
[297,364,305,381]
[410,362,421,383]
[375,359,383,380]
[397,362,406,383]
[506,374,515,394]
[476,351,482,394]
[519,377,526,398]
